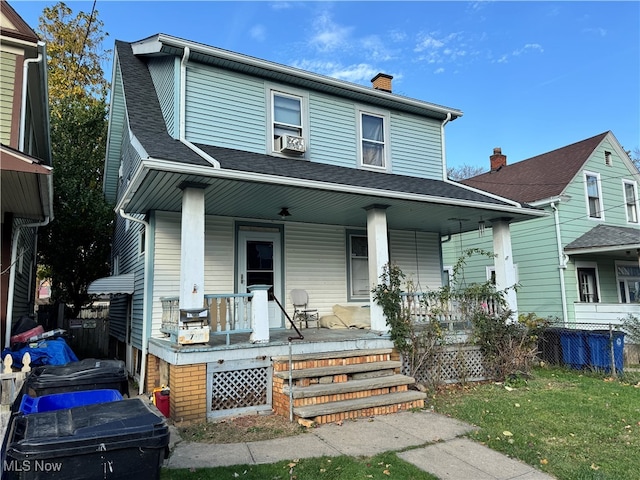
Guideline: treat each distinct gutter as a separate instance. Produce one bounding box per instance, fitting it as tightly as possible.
[179,47,220,168]
[5,217,51,349]
[440,113,452,182]
[118,209,150,396]
[19,42,45,151]
[551,202,568,326]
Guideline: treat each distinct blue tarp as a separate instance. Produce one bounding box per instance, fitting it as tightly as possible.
[2,338,78,368]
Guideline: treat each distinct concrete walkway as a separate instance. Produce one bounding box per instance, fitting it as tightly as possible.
[165,410,555,479]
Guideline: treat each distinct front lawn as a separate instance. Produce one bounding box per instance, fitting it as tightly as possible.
[431,366,640,480]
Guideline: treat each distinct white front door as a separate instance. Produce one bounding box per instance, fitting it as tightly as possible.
[237,229,283,328]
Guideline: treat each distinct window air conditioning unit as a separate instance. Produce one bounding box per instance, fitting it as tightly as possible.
[277,134,306,154]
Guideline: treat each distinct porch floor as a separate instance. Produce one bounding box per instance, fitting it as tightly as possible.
[149,327,394,364]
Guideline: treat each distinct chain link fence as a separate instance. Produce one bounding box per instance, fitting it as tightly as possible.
[538,323,627,374]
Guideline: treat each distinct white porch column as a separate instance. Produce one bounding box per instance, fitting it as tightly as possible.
[248,285,270,343]
[491,217,518,320]
[179,185,205,310]
[366,205,390,333]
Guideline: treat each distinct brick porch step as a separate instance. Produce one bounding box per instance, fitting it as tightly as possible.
[283,374,416,399]
[293,390,426,419]
[273,361,402,380]
[272,348,394,363]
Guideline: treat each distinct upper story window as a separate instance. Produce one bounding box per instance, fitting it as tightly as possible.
[269,88,307,156]
[584,172,604,220]
[358,108,390,171]
[623,180,639,224]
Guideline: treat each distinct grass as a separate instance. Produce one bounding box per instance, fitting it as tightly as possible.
[161,452,439,480]
[430,366,640,480]
[161,366,640,479]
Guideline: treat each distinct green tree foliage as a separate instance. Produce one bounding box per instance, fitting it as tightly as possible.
[37,2,114,316]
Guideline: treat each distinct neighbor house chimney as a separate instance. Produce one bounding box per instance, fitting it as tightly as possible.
[490,147,507,171]
[371,73,393,93]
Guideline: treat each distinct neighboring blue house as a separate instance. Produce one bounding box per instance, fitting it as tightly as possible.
[96,34,545,423]
[443,131,640,326]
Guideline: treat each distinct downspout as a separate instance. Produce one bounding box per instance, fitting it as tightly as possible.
[440,112,452,181]
[19,43,45,151]
[118,209,150,395]
[179,47,220,168]
[551,202,568,326]
[5,217,50,349]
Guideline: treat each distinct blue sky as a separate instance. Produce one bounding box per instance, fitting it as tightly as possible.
[12,1,640,170]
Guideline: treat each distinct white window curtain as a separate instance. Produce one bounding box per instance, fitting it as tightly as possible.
[361,114,384,167]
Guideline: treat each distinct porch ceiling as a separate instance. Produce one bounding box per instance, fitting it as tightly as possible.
[122,167,543,236]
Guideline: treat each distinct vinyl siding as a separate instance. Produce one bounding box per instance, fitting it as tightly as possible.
[185,64,265,151]
[151,212,236,338]
[108,294,128,342]
[389,113,443,179]
[0,51,17,145]
[389,230,443,290]
[284,223,348,317]
[181,62,444,179]
[111,212,145,349]
[10,219,37,323]
[147,57,176,137]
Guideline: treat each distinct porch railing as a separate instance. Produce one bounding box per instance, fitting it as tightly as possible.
[161,293,253,345]
[400,292,500,336]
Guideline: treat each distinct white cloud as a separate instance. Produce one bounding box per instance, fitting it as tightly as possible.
[309,11,353,52]
[512,43,544,56]
[434,67,445,74]
[583,27,607,37]
[291,59,379,84]
[250,25,266,42]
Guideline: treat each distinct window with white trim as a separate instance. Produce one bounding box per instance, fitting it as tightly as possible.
[616,262,640,303]
[357,108,390,170]
[268,88,308,156]
[584,172,604,220]
[623,180,639,224]
[347,232,369,300]
[576,262,600,303]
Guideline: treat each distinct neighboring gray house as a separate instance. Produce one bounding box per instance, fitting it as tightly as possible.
[96,34,545,424]
[443,131,640,325]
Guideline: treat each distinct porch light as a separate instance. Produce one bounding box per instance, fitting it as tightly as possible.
[278,207,291,220]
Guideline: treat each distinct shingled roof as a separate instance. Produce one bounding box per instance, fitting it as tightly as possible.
[565,224,640,252]
[461,132,609,203]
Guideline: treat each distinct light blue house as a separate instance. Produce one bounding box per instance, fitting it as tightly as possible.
[443,131,640,326]
[96,34,545,423]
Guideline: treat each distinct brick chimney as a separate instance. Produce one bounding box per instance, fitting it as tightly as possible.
[490,147,507,171]
[371,73,393,93]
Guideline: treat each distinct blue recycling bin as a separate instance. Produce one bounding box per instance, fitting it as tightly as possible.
[586,330,625,373]
[19,389,123,414]
[559,329,588,369]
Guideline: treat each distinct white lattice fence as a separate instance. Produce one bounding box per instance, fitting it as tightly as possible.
[206,358,272,420]
[403,344,487,385]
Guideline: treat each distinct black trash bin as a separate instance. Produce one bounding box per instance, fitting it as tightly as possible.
[25,359,129,398]
[3,398,169,480]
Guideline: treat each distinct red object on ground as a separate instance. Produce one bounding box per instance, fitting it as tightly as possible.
[153,389,170,417]
[11,326,44,345]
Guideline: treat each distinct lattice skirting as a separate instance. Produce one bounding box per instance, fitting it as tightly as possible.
[403,344,487,384]
[207,358,272,420]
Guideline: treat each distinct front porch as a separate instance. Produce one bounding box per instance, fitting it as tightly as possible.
[147,291,490,425]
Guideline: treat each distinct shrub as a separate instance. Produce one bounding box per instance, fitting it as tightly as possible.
[621,313,640,344]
